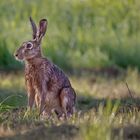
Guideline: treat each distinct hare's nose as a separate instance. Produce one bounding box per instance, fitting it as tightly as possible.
[14,53,18,57]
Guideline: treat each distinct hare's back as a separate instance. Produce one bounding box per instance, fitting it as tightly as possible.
[43,58,71,88]
[52,64,71,87]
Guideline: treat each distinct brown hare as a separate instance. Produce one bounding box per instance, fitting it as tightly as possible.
[14,17,76,119]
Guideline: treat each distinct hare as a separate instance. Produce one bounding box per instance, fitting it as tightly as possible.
[14,17,76,118]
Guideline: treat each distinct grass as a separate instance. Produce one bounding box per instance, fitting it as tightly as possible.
[0,69,140,140]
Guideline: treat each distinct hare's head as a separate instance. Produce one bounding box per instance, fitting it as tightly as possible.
[14,17,47,61]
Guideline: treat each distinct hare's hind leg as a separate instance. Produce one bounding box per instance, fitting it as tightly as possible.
[60,87,76,118]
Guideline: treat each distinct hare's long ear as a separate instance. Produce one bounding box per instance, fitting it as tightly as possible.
[29,17,37,39]
[37,19,48,43]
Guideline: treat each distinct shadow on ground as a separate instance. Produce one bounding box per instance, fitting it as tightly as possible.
[77,95,140,112]
[0,124,79,140]
[112,125,140,140]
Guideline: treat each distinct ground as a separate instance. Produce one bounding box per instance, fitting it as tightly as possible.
[0,68,140,140]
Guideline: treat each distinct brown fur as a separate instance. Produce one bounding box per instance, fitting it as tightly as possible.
[14,17,76,118]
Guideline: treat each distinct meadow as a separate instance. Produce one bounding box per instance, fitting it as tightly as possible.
[0,69,140,140]
[0,0,140,139]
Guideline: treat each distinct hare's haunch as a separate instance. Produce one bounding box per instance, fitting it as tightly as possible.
[14,17,76,118]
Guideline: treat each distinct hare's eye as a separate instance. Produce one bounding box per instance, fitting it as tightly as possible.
[26,43,33,49]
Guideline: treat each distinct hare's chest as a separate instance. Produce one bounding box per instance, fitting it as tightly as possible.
[25,66,42,90]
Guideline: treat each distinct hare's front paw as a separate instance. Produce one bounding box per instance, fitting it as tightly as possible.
[40,110,51,120]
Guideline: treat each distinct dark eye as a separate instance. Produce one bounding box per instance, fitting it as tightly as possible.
[26,42,33,49]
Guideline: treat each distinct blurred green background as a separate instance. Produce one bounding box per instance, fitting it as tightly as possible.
[0,0,140,71]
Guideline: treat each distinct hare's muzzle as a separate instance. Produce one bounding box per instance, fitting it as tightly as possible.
[14,52,19,59]
[14,52,23,61]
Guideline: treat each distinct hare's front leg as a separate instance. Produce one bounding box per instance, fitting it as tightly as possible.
[35,94,40,108]
[26,80,36,110]
[39,81,47,115]
[39,93,46,115]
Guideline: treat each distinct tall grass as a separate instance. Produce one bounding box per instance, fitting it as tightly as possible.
[0,0,140,71]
